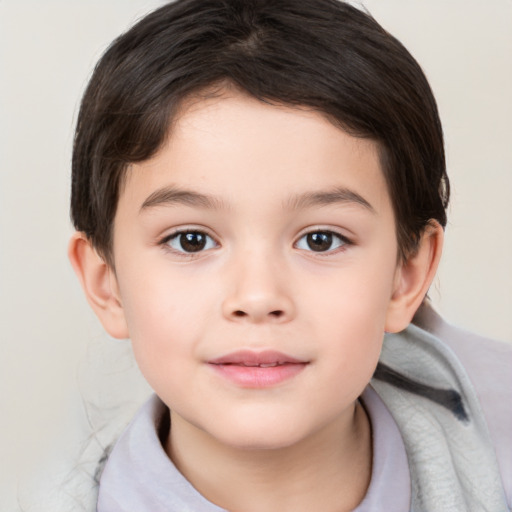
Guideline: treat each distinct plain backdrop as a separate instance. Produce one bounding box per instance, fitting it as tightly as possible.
[1,1,511,510]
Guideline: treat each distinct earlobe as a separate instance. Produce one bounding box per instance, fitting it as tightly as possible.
[385,222,444,333]
[68,232,129,339]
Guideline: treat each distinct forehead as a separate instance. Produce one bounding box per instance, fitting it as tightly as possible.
[117,90,392,218]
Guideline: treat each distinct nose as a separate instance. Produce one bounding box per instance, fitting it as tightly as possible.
[221,252,295,324]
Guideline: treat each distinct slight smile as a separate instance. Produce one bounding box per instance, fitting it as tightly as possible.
[208,350,310,388]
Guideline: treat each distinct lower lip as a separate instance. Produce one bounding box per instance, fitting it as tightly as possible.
[209,363,307,388]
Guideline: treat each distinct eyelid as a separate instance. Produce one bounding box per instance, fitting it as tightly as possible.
[159,226,220,255]
[158,223,218,239]
[294,225,353,242]
[294,227,353,254]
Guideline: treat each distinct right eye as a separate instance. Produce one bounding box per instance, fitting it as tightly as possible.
[163,231,217,253]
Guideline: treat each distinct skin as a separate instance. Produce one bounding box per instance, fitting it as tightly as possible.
[69,89,443,511]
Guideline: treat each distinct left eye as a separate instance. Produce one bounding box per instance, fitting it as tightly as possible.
[165,231,217,253]
[295,231,348,253]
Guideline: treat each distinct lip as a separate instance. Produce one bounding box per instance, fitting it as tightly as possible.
[208,350,309,388]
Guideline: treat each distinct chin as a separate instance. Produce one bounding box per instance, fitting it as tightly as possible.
[219,432,304,452]
[207,415,315,452]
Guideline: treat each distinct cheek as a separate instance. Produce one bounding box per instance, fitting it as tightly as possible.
[312,299,384,406]
[304,257,396,333]
[118,271,214,386]
[318,299,384,379]
[302,260,395,382]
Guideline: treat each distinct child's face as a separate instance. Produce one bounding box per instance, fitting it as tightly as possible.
[111,90,402,449]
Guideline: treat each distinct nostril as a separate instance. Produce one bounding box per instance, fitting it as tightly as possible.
[232,309,283,318]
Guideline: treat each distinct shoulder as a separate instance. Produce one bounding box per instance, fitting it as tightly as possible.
[413,302,512,503]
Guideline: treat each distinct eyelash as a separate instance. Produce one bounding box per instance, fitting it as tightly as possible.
[294,230,352,255]
[160,229,218,256]
[159,228,353,257]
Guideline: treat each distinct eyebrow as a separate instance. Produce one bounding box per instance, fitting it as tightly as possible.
[285,187,376,213]
[140,185,375,214]
[140,186,227,211]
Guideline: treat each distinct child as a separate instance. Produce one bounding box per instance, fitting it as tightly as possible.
[68,0,511,510]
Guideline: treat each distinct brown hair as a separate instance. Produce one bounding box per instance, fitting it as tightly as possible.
[71,0,449,264]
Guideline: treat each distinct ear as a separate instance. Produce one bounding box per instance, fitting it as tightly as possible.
[68,232,129,339]
[385,221,444,333]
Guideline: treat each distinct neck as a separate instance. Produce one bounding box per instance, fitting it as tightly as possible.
[165,401,372,512]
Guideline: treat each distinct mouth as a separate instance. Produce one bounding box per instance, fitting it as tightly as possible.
[208,350,309,388]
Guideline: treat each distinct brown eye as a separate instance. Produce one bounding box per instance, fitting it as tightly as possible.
[295,231,348,253]
[306,232,333,251]
[166,231,216,253]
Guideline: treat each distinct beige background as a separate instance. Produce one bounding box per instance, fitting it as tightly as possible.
[1,0,511,509]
